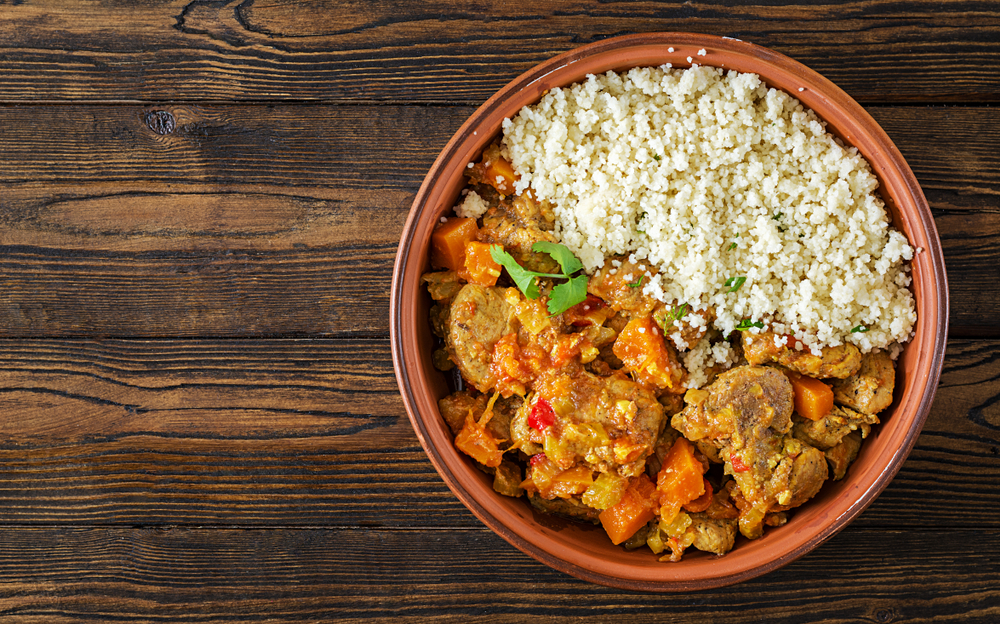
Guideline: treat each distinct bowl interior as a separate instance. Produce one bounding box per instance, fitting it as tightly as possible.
[392,32,948,591]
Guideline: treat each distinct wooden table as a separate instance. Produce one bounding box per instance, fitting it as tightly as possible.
[0,2,997,621]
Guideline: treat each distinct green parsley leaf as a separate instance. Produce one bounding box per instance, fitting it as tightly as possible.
[628,275,644,289]
[850,325,869,333]
[652,154,661,161]
[490,246,542,299]
[725,276,747,293]
[491,242,589,316]
[735,319,765,331]
[772,212,784,221]
[728,232,739,251]
[548,275,588,315]
[531,241,583,275]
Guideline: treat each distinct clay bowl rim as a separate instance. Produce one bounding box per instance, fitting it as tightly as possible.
[391,32,949,591]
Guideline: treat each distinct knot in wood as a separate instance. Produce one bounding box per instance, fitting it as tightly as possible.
[145,110,176,135]
[875,608,895,623]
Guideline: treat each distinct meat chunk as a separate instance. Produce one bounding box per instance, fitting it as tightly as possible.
[529,495,600,523]
[446,284,518,393]
[511,369,666,478]
[438,391,520,449]
[689,513,737,556]
[673,366,831,538]
[825,430,863,481]
[438,391,485,437]
[478,204,560,274]
[588,257,660,316]
[792,405,879,451]
[832,350,895,414]
[772,438,829,511]
[672,365,794,452]
[742,331,862,379]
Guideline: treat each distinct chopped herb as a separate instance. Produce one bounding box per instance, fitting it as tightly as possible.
[490,243,588,315]
[728,233,739,250]
[636,212,647,234]
[670,303,688,322]
[850,325,869,333]
[652,154,661,161]
[628,275,644,288]
[772,212,784,221]
[778,225,788,232]
[735,319,765,331]
[724,276,747,293]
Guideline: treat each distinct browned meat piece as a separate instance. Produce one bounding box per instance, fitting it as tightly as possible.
[529,495,600,523]
[438,391,520,449]
[478,205,560,274]
[772,438,829,511]
[508,192,556,232]
[673,366,830,538]
[825,430,863,480]
[792,405,879,451]
[493,459,524,497]
[421,270,463,302]
[689,513,737,556]
[832,350,896,414]
[588,257,660,316]
[446,284,518,393]
[671,366,794,453]
[742,331,863,379]
[511,369,666,478]
[652,304,716,350]
[438,391,485,437]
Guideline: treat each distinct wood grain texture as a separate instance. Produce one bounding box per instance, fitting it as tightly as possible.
[0,526,996,622]
[1,0,1000,104]
[0,337,995,529]
[0,104,997,337]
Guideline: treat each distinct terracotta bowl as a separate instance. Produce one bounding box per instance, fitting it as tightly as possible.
[391,32,948,591]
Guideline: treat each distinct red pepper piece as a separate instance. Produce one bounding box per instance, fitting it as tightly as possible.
[528,398,555,430]
[731,455,750,473]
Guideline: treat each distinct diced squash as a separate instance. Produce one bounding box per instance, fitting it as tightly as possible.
[613,316,686,390]
[656,438,707,523]
[485,156,518,195]
[453,394,503,468]
[459,241,502,286]
[783,370,834,421]
[599,474,657,545]
[548,465,595,499]
[431,217,478,272]
[682,478,714,513]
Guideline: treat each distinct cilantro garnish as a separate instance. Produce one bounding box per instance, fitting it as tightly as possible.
[628,275,644,289]
[735,319,765,331]
[489,242,588,315]
[652,154,661,161]
[725,276,747,293]
[850,325,869,333]
[729,233,739,251]
[772,212,784,221]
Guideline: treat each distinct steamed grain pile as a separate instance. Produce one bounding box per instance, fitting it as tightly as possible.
[501,65,916,354]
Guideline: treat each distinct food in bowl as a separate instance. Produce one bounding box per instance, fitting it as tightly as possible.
[419,64,917,562]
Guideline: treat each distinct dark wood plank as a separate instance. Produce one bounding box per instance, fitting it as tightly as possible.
[0,525,996,622]
[1,1,1000,104]
[0,104,997,337]
[0,337,996,529]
